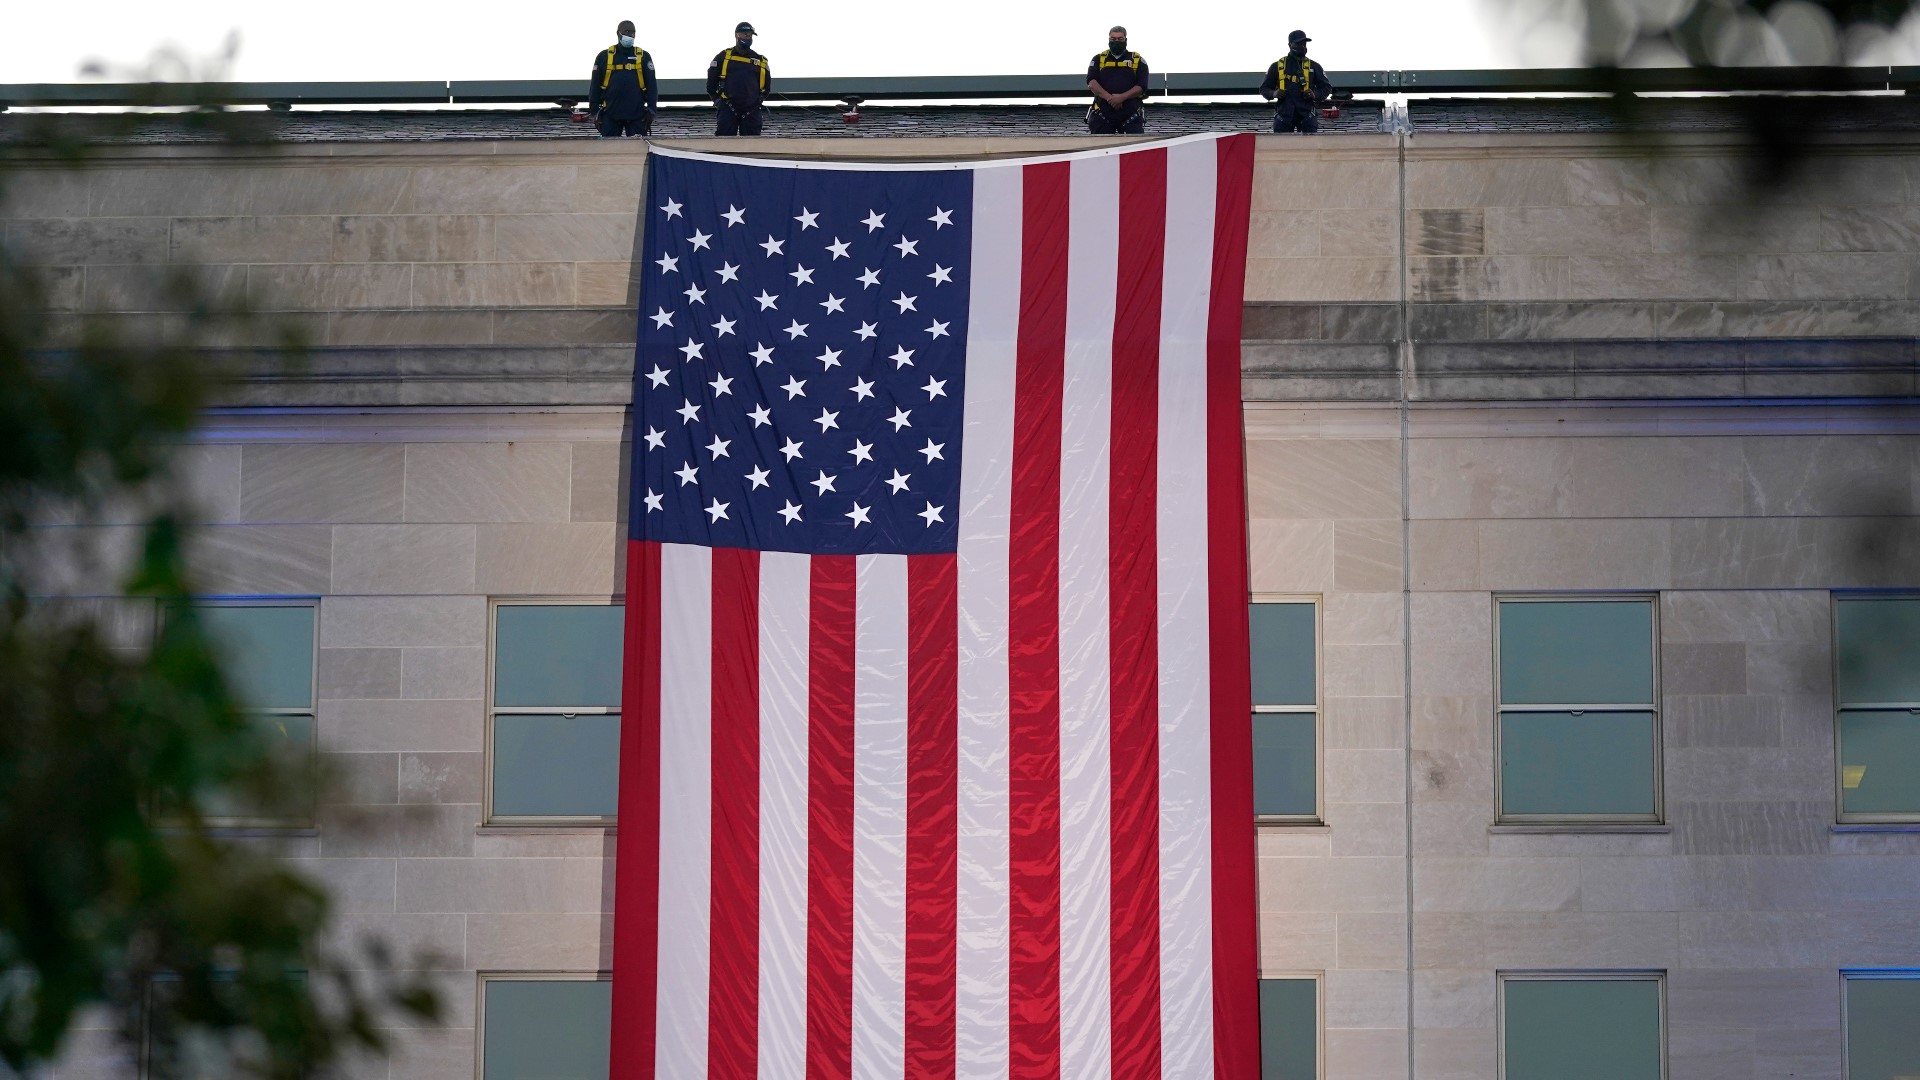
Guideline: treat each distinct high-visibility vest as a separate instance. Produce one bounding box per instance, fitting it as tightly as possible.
[602,45,648,89]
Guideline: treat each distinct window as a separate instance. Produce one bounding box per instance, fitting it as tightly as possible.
[1251,599,1319,820]
[142,970,308,1079]
[486,600,624,823]
[1259,975,1319,1079]
[1499,973,1664,1080]
[1495,597,1660,823]
[1846,973,1920,1080]
[478,975,612,1080]
[193,600,318,827]
[1834,596,1920,821]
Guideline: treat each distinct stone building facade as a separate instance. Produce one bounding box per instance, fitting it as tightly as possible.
[5,116,1920,1079]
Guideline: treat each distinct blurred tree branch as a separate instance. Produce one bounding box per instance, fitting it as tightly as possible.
[0,46,439,1080]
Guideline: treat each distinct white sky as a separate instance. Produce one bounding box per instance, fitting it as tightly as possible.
[4,0,1555,86]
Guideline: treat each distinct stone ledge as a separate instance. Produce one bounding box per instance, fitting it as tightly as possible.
[178,334,1920,407]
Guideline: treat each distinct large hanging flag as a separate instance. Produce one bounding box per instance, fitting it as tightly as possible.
[613,133,1258,1080]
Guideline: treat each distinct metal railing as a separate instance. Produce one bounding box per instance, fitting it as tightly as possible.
[2,66,1912,110]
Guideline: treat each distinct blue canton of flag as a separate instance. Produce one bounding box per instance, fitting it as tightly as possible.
[633,153,973,555]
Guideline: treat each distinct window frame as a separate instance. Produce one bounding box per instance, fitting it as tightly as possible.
[483,597,624,827]
[1250,594,1324,825]
[1831,592,1920,824]
[1255,969,1324,1080]
[1496,970,1667,1080]
[473,971,613,1080]
[1492,593,1664,826]
[1841,969,1920,1080]
[186,596,320,831]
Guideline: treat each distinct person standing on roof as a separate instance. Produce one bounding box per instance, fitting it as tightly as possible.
[1086,26,1149,134]
[589,20,657,137]
[1261,30,1333,134]
[708,22,771,136]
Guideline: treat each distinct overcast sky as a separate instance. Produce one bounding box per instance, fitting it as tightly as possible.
[7,0,1554,86]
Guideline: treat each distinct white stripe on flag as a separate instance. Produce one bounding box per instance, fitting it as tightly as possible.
[759,550,812,1080]
[853,554,910,1080]
[956,162,1021,1080]
[656,542,713,1079]
[1156,140,1218,1079]
[1058,153,1117,1080]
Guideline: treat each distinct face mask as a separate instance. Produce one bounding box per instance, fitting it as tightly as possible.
[1109,39,1126,52]
[737,37,752,48]
[620,35,635,46]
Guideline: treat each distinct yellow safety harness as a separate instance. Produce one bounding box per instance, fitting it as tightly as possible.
[1275,55,1316,93]
[717,49,769,94]
[601,45,648,90]
[1093,51,1142,73]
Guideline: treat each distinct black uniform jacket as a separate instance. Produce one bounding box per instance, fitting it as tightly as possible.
[1086,49,1149,116]
[589,43,657,119]
[1260,53,1333,108]
[707,46,771,113]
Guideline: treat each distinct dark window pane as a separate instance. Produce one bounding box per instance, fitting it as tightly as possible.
[1253,712,1317,816]
[1504,979,1661,1080]
[493,714,621,817]
[1501,711,1657,817]
[1847,978,1920,1080]
[202,713,316,823]
[1259,978,1317,1080]
[1499,600,1653,706]
[1839,709,1920,816]
[1251,603,1316,708]
[494,604,624,708]
[1837,598,1920,704]
[482,980,612,1080]
[197,604,314,709]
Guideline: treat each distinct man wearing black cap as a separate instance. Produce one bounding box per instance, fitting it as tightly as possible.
[707,22,770,136]
[1086,25,1149,134]
[588,20,657,137]
[1261,30,1333,134]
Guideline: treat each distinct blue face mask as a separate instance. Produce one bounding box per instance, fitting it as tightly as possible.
[619,35,635,46]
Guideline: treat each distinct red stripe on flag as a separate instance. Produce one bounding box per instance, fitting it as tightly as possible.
[904,553,959,1080]
[1107,147,1168,1079]
[1205,133,1262,1079]
[806,555,857,1080]
[1008,158,1070,1080]
[710,547,761,1080]
[612,539,663,1080]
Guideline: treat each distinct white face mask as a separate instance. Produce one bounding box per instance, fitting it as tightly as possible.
[619,34,635,46]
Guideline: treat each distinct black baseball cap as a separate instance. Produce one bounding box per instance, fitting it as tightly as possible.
[736,21,756,33]
[1288,29,1310,42]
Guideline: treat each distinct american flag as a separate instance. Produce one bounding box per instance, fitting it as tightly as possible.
[613,134,1259,1080]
